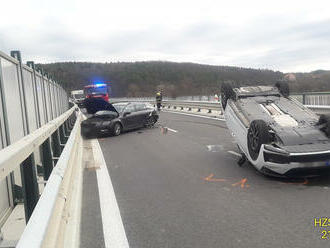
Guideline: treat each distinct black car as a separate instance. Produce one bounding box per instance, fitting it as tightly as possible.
[81,98,159,138]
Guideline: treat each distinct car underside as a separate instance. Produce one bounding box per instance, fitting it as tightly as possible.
[222,83,330,177]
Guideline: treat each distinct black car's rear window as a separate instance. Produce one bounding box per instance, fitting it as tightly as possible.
[113,103,127,113]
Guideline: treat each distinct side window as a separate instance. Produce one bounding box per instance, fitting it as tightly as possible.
[124,104,136,113]
[135,103,146,111]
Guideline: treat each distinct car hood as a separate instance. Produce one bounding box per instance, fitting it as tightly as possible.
[83,98,118,114]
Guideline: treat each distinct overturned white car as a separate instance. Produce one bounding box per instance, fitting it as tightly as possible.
[221,82,330,177]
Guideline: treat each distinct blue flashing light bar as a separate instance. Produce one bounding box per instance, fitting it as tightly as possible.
[94,83,107,87]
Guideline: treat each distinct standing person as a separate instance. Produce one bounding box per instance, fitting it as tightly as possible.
[156,91,162,111]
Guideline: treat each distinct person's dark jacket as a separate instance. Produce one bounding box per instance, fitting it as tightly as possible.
[156,94,162,103]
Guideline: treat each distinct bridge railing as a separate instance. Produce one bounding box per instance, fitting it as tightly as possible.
[16,110,82,248]
[110,96,330,115]
[0,49,69,239]
[111,92,330,106]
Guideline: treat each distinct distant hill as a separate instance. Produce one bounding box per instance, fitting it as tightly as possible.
[286,70,330,93]
[39,61,330,97]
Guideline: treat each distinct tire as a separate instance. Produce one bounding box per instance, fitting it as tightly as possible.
[112,122,122,136]
[247,120,271,160]
[318,114,330,137]
[275,81,290,98]
[145,116,156,127]
[220,83,236,110]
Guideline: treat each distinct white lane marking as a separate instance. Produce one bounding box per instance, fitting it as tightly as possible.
[207,145,224,152]
[163,110,225,121]
[92,139,129,248]
[228,150,242,157]
[167,127,178,133]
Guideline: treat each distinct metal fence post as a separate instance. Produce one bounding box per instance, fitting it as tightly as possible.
[0,55,16,209]
[302,94,306,105]
[27,61,41,128]
[39,68,49,123]
[20,155,39,222]
[51,130,62,157]
[64,120,71,135]
[11,50,40,222]
[59,124,68,144]
[41,138,53,181]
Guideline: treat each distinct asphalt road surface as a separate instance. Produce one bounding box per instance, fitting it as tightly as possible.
[81,111,330,248]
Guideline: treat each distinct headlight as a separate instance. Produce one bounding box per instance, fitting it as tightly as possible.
[263,145,289,164]
[264,145,289,155]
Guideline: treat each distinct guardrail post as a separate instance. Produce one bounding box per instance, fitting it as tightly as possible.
[41,138,53,180]
[20,155,39,222]
[59,124,68,144]
[302,94,306,105]
[51,129,62,155]
[64,120,71,136]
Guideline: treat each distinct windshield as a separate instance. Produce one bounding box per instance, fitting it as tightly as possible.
[113,103,128,113]
[145,103,155,109]
[85,86,107,95]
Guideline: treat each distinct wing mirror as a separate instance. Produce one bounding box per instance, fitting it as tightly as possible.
[124,111,131,117]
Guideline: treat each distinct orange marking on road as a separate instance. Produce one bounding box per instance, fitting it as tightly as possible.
[203,174,227,182]
[232,178,249,188]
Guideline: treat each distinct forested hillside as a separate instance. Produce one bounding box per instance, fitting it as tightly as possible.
[39,61,330,97]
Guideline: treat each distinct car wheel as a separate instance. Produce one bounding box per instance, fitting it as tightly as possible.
[220,82,236,110]
[112,122,122,136]
[247,120,271,160]
[145,116,156,127]
[318,114,330,137]
[275,81,290,98]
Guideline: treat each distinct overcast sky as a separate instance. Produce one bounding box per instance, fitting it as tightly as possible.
[0,0,329,72]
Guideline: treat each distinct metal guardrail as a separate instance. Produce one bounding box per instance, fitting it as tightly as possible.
[111,92,330,106]
[161,101,330,115]
[0,106,77,247]
[161,100,222,113]
[0,105,77,212]
[0,107,76,183]
[16,110,82,248]
[111,98,330,115]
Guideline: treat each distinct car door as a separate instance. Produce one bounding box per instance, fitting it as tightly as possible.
[121,104,140,130]
[134,103,150,127]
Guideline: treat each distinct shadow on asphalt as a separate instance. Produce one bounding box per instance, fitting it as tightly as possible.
[82,125,160,140]
[239,161,330,187]
[263,172,330,187]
